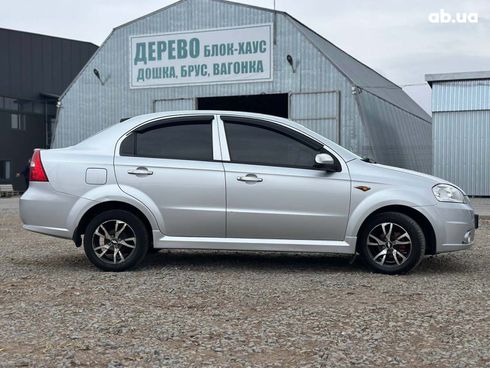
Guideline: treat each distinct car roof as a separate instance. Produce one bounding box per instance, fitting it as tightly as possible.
[75,110,359,161]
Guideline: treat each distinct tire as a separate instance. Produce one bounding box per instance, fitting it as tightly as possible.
[83,210,149,271]
[358,212,426,275]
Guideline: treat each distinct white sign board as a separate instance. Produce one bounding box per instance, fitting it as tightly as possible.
[130,24,273,88]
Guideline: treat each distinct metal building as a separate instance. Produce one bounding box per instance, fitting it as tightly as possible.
[0,28,97,191]
[426,71,490,196]
[54,0,432,173]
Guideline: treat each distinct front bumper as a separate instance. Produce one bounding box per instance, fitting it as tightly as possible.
[419,202,477,253]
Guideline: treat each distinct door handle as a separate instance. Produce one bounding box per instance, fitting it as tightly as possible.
[237,174,263,183]
[128,167,153,176]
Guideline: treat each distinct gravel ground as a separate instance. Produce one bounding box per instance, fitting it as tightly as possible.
[0,203,489,368]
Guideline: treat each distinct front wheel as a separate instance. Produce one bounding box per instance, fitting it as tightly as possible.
[358,212,426,274]
[83,210,149,271]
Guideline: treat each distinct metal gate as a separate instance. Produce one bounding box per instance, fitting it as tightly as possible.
[289,91,340,143]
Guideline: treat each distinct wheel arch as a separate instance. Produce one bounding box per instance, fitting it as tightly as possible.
[355,205,437,255]
[73,201,154,248]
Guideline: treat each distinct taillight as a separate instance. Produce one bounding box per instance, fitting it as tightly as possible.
[30,149,49,182]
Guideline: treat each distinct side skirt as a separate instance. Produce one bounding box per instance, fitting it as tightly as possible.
[153,231,357,254]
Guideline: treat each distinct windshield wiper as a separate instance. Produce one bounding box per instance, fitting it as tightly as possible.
[361,157,377,163]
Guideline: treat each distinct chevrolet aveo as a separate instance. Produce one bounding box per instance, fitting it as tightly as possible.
[20,111,478,274]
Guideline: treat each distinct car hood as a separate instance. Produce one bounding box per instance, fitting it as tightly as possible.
[347,159,456,189]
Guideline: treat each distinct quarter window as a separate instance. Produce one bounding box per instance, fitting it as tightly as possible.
[223,118,325,169]
[120,118,213,161]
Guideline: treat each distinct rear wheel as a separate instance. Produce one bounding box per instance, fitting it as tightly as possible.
[358,212,425,274]
[83,210,149,271]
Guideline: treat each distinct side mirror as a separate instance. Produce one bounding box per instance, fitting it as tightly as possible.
[315,153,338,172]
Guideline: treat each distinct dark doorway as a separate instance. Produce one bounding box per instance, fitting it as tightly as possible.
[198,93,288,118]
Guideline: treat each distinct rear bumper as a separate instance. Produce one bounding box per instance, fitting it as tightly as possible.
[20,182,91,239]
[22,224,71,239]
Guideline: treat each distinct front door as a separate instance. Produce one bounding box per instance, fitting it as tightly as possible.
[220,116,351,241]
[114,115,225,237]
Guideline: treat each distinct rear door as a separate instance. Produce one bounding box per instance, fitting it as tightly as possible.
[114,115,225,237]
[220,116,351,241]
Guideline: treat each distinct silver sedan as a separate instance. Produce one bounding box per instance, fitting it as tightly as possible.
[20,111,478,273]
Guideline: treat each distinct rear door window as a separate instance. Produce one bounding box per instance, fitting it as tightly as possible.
[120,117,213,161]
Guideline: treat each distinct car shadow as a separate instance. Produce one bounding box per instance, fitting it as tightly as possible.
[9,251,95,272]
[10,249,475,275]
[140,250,476,275]
[139,250,360,273]
[414,254,475,275]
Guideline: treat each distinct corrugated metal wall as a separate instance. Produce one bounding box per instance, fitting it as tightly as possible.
[0,28,97,100]
[432,80,490,112]
[289,91,339,142]
[432,80,490,195]
[357,91,432,174]
[52,0,369,157]
[154,98,195,112]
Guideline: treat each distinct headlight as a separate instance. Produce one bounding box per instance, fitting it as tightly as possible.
[432,184,465,203]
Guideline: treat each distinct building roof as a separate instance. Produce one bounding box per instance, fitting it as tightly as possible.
[0,27,97,48]
[112,0,430,123]
[286,16,431,122]
[425,70,490,87]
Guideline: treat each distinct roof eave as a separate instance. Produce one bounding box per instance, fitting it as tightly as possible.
[426,70,490,87]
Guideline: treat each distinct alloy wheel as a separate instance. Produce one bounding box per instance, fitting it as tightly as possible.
[366,222,412,266]
[92,220,137,264]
